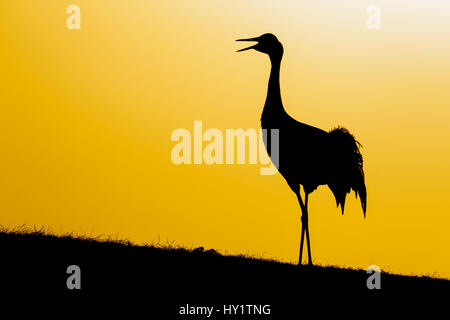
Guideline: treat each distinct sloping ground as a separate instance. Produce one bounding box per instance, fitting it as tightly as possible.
[0,229,448,315]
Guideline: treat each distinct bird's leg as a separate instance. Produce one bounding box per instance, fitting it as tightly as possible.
[294,190,307,266]
[304,193,313,265]
[299,221,306,265]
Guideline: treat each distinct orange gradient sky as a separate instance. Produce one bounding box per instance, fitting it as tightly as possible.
[1,1,449,278]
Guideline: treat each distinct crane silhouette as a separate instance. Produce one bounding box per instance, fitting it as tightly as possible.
[237,33,367,265]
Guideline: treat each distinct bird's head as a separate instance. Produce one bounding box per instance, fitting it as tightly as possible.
[236,33,283,59]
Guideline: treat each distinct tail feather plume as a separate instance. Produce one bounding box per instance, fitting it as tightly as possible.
[327,127,366,217]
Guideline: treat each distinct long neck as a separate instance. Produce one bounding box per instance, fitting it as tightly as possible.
[262,54,286,122]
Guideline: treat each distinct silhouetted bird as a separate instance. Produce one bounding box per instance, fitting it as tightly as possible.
[237,33,366,265]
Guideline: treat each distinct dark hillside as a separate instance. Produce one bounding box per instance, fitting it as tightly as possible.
[1,229,448,316]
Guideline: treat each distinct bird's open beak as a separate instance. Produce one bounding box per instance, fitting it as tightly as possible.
[236,37,259,52]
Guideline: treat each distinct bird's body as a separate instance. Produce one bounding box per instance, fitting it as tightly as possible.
[238,33,366,265]
[263,112,328,193]
[263,112,366,210]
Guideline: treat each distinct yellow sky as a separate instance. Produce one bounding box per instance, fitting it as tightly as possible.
[0,1,449,278]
